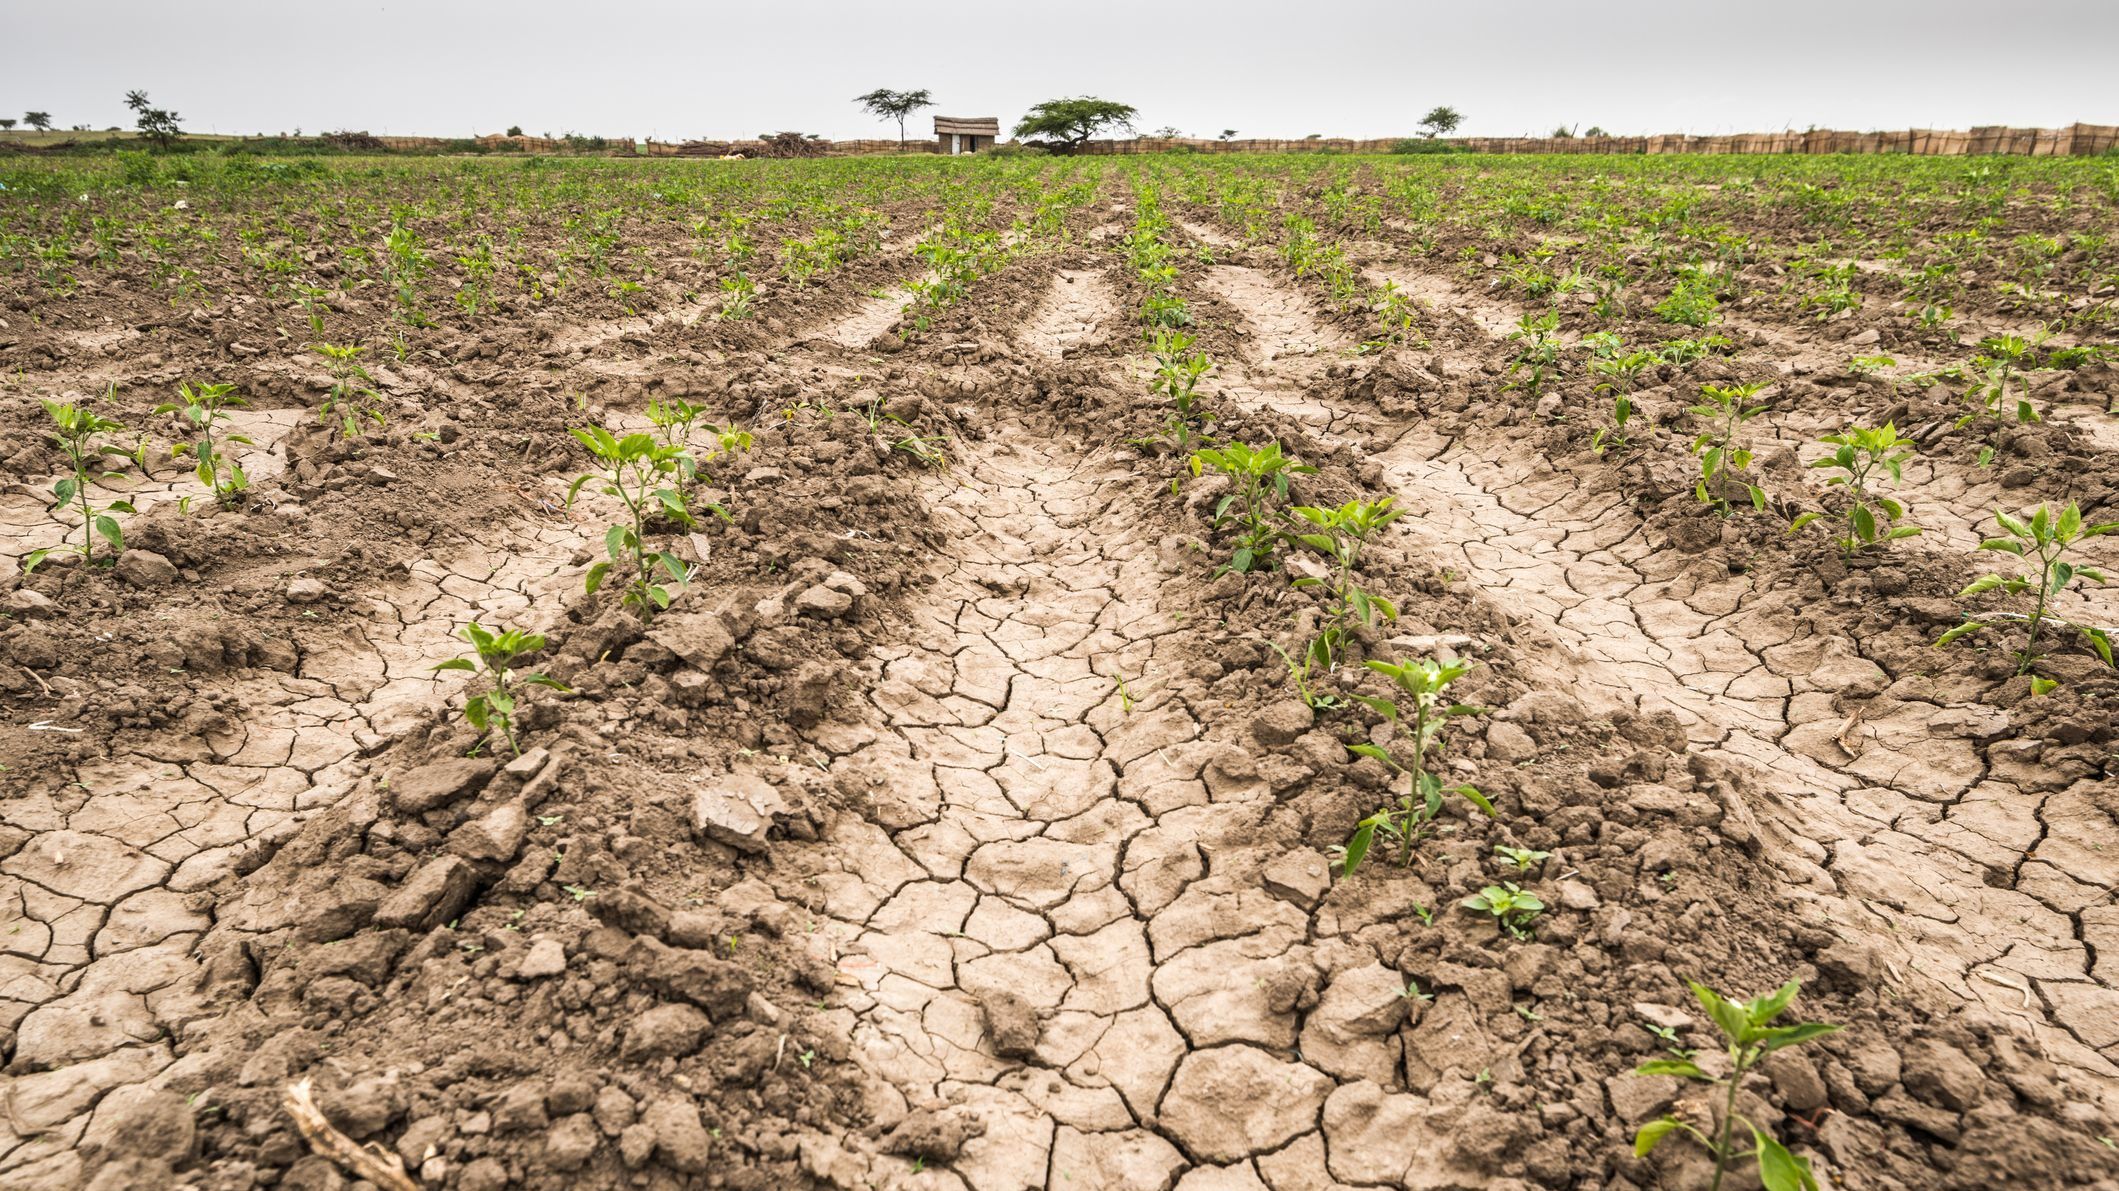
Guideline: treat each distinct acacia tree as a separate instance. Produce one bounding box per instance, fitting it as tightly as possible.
[1012,97,1137,152]
[853,88,935,149]
[25,112,52,131]
[1418,105,1463,139]
[124,90,182,148]
[0,119,16,132]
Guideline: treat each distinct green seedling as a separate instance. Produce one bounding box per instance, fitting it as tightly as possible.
[155,381,252,504]
[1505,308,1562,395]
[1146,329,1217,448]
[1287,497,1403,629]
[1267,635,1343,710]
[434,622,568,756]
[567,427,727,618]
[1957,333,2043,462]
[1937,503,2116,674]
[24,394,135,573]
[1633,979,1840,1191]
[1687,382,1768,516]
[311,343,384,439]
[1188,440,1315,574]
[1788,423,1921,553]
[1590,350,1655,454]
[1494,845,1550,872]
[1338,656,1495,876]
[1461,882,1544,939]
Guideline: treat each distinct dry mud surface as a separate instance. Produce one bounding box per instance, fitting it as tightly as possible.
[2,162,2119,1191]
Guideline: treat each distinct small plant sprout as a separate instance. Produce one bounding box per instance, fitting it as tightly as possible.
[311,343,384,439]
[1633,979,1840,1191]
[1589,349,1655,454]
[1937,503,2116,674]
[1147,329,1216,448]
[1266,635,1342,710]
[155,381,252,504]
[568,426,727,618]
[1461,883,1544,939]
[1957,333,2043,462]
[1338,656,1496,876]
[1505,308,1563,395]
[645,396,715,477]
[1787,423,1921,553]
[1287,497,1403,630]
[1687,381,1769,516]
[1494,845,1551,872]
[434,623,568,756]
[24,395,135,574]
[1188,440,1315,574]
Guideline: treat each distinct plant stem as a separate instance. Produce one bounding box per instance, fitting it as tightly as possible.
[1709,1056,1743,1191]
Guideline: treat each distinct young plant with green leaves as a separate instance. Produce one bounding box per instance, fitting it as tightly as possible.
[1461,883,1544,939]
[311,343,384,440]
[1338,656,1497,876]
[1505,308,1563,395]
[1146,329,1216,448]
[1266,635,1343,711]
[154,381,252,504]
[24,395,135,573]
[1957,333,2043,464]
[1287,497,1402,631]
[1687,382,1768,516]
[1788,423,1921,552]
[1589,349,1656,455]
[434,623,568,756]
[567,427,726,618]
[1937,503,2116,674]
[1632,980,1840,1191]
[1188,440,1314,574]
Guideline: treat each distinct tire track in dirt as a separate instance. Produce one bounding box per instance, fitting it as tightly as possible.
[1204,258,2119,1097]
[776,268,1471,1190]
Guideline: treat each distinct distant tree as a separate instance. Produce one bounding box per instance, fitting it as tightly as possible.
[1584,125,1609,137]
[1220,129,1237,141]
[1418,105,1463,139]
[506,124,524,137]
[24,112,52,131]
[1152,125,1183,138]
[1012,97,1137,151]
[0,119,16,132]
[124,90,182,148]
[853,88,935,149]
[1551,125,1576,139]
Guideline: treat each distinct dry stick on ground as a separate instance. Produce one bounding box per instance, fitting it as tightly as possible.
[282,1078,421,1191]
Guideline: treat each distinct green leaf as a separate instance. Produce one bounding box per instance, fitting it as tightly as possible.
[585,561,611,594]
[1341,821,1374,877]
[1348,742,1396,768]
[433,658,478,673]
[1758,1022,1843,1052]
[1691,982,1750,1044]
[1787,512,1821,534]
[1633,1058,1708,1080]
[1748,980,1802,1026]
[1935,621,1986,646]
[1633,1118,1683,1157]
[1455,784,1497,817]
[92,515,123,550]
[1752,1127,1819,1191]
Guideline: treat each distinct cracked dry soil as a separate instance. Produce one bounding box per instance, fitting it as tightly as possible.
[3,185,2119,1191]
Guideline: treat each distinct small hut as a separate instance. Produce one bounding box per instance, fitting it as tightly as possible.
[934,116,999,155]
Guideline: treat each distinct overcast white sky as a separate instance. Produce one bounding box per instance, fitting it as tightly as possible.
[6,0,2116,142]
